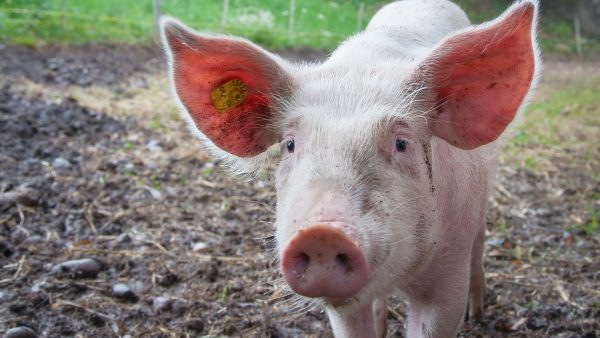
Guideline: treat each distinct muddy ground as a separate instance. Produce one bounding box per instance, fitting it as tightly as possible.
[0,43,599,338]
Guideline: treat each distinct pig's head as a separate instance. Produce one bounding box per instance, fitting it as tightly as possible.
[161,0,538,309]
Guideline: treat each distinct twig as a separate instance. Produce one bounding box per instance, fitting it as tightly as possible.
[100,210,127,228]
[16,204,25,227]
[73,282,107,293]
[70,248,167,257]
[54,300,120,335]
[55,300,115,321]
[0,255,28,286]
[84,204,97,234]
[554,283,585,311]
[196,177,217,189]
[141,239,174,257]
[214,255,247,262]
[498,280,538,288]
[387,306,405,321]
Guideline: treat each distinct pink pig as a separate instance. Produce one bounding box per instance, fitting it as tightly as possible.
[161,0,540,337]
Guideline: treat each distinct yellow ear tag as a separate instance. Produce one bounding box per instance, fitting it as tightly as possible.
[210,79,248,113]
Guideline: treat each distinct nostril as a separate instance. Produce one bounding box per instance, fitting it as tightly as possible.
[281,225,369,299]
[335,253,353,274]
[292,252,310,276]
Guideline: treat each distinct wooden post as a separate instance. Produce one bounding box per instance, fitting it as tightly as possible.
[357,3,365,32]
[61,0,67,29]
[153,0,161,38]
[574,16,583,56]
[221,0,229,32]
[288,0,296,43]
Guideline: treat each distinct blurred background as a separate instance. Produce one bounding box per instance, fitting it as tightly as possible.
[1,0,600,53]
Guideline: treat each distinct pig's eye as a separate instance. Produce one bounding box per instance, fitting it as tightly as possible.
[395,138,408,152]
[286,139,295,153]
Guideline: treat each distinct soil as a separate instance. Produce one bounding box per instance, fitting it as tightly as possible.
[0,43,599,338]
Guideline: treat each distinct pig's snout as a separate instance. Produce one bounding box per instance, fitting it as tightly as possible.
[281,224,369,299]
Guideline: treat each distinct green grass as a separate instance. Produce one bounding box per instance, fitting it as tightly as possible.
[507,81,600,152]
[568,203,599,236]
[0,0,383,48]
[1,0,598,53]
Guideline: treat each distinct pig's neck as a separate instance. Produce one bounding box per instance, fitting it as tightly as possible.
[408,136,498,293]
[431,137,497,243]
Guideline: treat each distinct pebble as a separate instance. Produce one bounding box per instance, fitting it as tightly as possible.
[3,327,38,338]
[529,317,548,329]
[112,283,138,302]
[230,281,244,292]
[192,242,208,252]
[10,227,29,245]
[114,233,131,244]
[30,280,48,293]
[51,258,100,279]
[0,186,38,206]
[145,139,162,152]
[152,296,172,313]
[52,157,71,169]
[124,163,135,172]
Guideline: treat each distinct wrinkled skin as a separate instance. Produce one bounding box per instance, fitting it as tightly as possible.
[161,0,540,337]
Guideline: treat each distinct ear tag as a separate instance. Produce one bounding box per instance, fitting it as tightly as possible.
[210,79,248,113]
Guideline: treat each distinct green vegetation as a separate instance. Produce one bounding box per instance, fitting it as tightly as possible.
[506,80,600,156]
[148,117,163,131]
[201,166,213,178]
[121,139,135,152]
[1,0,598,53]
[497,222,508,234]
[538,15,600,54]
[572,200,598,236]
[0,0,382,48]
[219,286,229,302]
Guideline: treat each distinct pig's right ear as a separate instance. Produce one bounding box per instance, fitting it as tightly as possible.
[160,18,294,158]
[416,1,539,150]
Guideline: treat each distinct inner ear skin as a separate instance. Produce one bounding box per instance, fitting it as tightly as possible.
[425,4,536,150]
[163,20,294,158]
[172,46,275,156]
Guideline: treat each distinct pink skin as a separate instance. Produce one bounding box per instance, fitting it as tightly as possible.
[281,224,369,299]
[161,0,539,337]
[327,297,387,338]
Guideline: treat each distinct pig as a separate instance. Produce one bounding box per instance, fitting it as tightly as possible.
[160,0,540,336]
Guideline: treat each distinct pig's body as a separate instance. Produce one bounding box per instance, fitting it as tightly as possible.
[345,0,471,62]
[297,2,494,336]
[161,0,539,337]
[279,2,496,337]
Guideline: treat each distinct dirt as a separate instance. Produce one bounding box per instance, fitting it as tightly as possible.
[0,43,599,338]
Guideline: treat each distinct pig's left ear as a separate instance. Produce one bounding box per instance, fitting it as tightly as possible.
[161,18,294,158]
[418,0,539,150]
